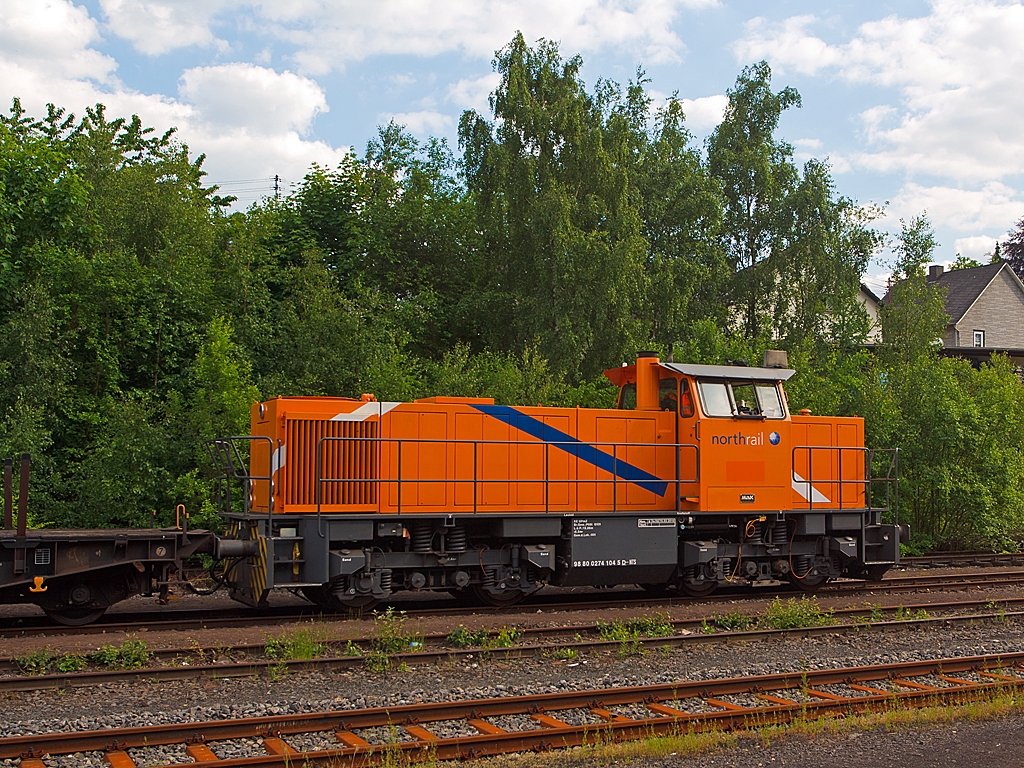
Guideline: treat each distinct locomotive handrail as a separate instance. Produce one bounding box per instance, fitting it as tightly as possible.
[313,437,700,516]
[204,436,280,532]
[790,445,898,516]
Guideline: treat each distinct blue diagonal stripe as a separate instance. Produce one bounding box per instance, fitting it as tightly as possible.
[471,404,669,497]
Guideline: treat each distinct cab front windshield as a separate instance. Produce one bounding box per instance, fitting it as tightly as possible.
[697,380,786,419]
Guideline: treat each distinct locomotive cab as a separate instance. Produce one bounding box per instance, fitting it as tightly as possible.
[605,354,899,594]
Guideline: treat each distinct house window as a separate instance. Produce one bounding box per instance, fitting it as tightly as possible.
[973,330,985,348]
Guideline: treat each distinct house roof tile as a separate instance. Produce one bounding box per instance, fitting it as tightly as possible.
[883,262,1011,323]
[931,262,1005,322]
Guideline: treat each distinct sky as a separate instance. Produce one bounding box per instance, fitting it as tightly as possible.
[3,0,1024,293]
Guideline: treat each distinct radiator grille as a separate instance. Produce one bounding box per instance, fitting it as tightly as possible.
[285,420,378,507]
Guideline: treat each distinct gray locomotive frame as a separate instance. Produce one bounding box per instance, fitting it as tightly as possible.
[219,505,901,608]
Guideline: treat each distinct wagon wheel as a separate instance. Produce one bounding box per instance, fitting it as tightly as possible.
[43,606,108,626]
[302,585,380,614]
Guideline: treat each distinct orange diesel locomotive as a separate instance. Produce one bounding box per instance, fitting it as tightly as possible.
[210,353,901,610]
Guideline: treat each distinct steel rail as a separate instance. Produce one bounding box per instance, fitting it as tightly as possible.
[2,602,1022,693]
[3,652,1023,766]
[5,568,1024,640]
[902,552,1024,568]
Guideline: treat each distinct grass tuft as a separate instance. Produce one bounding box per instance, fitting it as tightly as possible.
[91,638,152,669]
[758,597,835,629]
[264,626,330,661]
[597,612,673,641]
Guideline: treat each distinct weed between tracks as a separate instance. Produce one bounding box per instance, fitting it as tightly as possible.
[264,625,331,661]
[17,637,151,675]
[15,648,88,675]
[853,604,931,625]
[700,597,835,634]
[364,608,424,674]
[596,612,673,641]
[445,625,523,650]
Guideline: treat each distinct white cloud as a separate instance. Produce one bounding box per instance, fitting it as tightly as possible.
[179,63,328,135]
[447,73,502,113]
[679,94,727,131]
[793,138,822,150]
[0,0,117,86]
[279,1,705,74]
[96,0,713,69]
[0,1,348,205]
[732,2,1024,184]
[99,0,229,55]
[953,235,998,260]
[386,110,455,136]
[736,15,839,76]
[887,182,1024,233]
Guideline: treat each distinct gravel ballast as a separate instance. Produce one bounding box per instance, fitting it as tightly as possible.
[1,619,1022,752]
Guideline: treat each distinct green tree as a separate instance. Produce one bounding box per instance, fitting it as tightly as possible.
[771,159,879,350]
[950,254,982,270]
[459,33,649,380]
[707,61,801,340]
[630,94,727,356]
[188,316,260,443]
[878,215,949,365]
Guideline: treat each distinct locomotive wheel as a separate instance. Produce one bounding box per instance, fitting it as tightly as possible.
[679,577,718,598]
[302,586,380,614]
[470,584,525,607]
[43,606,108,626]
[787,571,829,593]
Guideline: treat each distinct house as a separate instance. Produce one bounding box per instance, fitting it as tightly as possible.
[883,261,1024,367]
[857,283,882,342]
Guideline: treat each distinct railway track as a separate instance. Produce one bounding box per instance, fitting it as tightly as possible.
[3,651,1022,766]
[2,597,1022,693]
[902,551,1024,568]
[4,568,1024,639]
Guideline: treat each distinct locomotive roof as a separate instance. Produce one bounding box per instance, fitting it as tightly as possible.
[660,362,796,381]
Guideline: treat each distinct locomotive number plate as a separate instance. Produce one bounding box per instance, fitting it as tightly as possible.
[637,518,675,528]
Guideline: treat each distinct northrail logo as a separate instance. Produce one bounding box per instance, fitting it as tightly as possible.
[711,431,782,447]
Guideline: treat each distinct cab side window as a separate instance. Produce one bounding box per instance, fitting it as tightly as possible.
[679,379,694,418]
[659,378,678,413]
[618,382,637,410]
